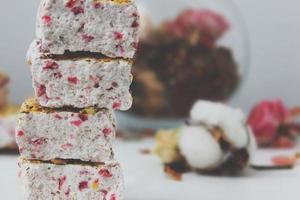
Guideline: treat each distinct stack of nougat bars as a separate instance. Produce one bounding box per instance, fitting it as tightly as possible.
[16,0,139,199]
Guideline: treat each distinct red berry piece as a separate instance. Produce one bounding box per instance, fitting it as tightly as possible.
[78,113,88,121]
[37,84,46,97]
[110,193,116,200]
[31,138,47,146]
[132,12,138,17]
[43,60,58,70]
[42,15,52,26]
[58,176,67,190]
[131,19,139,28]
[103,128,112,138]
[101,190,108,198]
[65,187,71,197]
[80,170,89,175]
[68,76,78,84]
[54,72,63,79]
[78,181,88,191]
[54,114,63,120]
[112,101,122,110]
[17,130,24,137]
[66,0,77,8]
[70,120,82,127]
[93,2,102,9]
[71,7,84,15]
[61,143,73,150]
[131,42,138,49]
[113,32,123,40]
[99,169,113,178]
[81,34,94,43]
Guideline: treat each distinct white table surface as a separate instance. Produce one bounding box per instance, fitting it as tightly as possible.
[1,139,300,200]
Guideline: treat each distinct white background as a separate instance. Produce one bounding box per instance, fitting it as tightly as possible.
[0,0,300,111]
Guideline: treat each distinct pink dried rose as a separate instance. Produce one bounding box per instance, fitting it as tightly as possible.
[247,100,300,148]
[163,9,230,46]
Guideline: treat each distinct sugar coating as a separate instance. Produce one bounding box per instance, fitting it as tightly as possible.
[19,159,124,200]
[28,42,133,110]
[36,0,139,58]
[16,109,116,162]
[0,116,17,148]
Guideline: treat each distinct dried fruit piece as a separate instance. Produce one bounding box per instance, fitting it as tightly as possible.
[112,101,122,110]
[81,34,94,43]
[78,181,88,191]
[67,77,78,84]
[41,15,52,26]
[164,165,182,181]
[43,60,58,70]
[17,130,25,137]
[70,120,82,127]
[99,169,113,178]
[113,32,123,40]
[66,0,77,8]
[103,128,112,138]
[91,179,99,190]
[272,156,295,166]
[71,7,84,15]
[58,176,67,190]
[37,84,46,97]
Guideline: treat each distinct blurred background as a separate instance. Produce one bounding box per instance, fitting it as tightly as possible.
[1,0,300,113]
[1,0,300,199]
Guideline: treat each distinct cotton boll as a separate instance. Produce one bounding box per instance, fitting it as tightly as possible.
[190,100,245,123]
[179,126,223,169]
[178,100,257,174]
[221,119,249,148]
[190,100,249,148]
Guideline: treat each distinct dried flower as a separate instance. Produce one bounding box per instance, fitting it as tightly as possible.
[153,129,181,164]
[247,100,300,148]
[163,9,230,47]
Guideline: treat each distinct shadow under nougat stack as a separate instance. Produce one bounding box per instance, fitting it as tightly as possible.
[16,0,139,199]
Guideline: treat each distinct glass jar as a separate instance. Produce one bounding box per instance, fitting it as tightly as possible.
[117,0,250,132]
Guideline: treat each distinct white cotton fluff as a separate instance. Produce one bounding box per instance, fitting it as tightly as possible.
[179,126,223,169]
[190,100,248,148]
[179,100,257,169]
